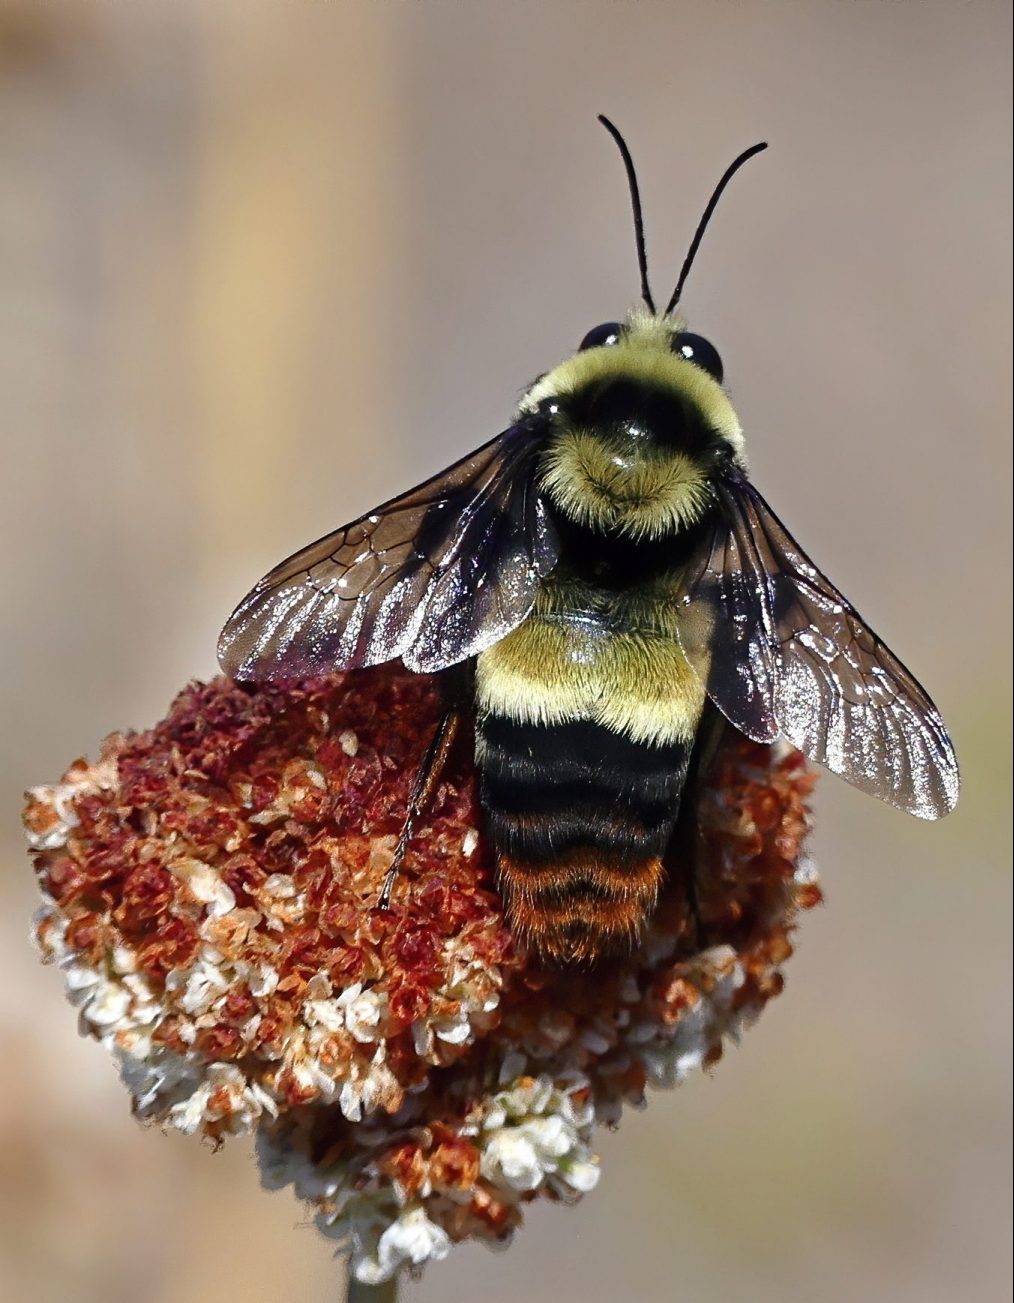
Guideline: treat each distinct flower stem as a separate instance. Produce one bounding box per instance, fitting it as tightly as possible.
[347,1272,398,1303]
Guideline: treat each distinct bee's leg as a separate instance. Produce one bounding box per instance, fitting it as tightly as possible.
[378,665,472,909]
[684,845,705,948]
[666,703,729,951]
[663,816,707,951]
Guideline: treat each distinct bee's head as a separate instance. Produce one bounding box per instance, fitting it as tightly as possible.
[519,120,766,541]
[521,310,745,539]
[521,309,744,462]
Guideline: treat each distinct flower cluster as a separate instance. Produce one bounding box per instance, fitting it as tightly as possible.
[25,665,819,1283]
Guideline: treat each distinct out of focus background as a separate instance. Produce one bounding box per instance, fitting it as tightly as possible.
[2,3,1010,1301]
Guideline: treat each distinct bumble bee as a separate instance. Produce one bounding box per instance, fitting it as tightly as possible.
[218,118,959,965]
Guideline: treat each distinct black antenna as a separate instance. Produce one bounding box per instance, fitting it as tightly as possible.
[665,142,768,316]
[598,115,656,314]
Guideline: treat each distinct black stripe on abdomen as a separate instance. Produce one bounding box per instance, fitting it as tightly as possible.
[477,714,693,964]
[476,715,691,862]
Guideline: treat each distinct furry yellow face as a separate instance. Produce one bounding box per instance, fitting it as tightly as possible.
[520,311,746,542]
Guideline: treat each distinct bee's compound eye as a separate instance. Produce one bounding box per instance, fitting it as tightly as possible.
[579,321,622,351]
[672,331,724,383]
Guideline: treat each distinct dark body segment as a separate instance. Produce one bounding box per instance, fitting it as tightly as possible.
[476,715,692,963]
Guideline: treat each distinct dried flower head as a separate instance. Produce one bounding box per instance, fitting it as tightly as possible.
[25,664,820,1284]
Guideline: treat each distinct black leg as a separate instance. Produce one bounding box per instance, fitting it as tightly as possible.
[684,839,705,948]
[378,668,471,909]
[665,702,729,950]
[662,808,706,950]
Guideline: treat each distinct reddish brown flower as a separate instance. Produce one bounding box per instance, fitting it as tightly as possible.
[25,664,819,1283]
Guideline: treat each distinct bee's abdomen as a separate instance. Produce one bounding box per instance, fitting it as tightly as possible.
[495,848,666,965]
[476,716,692,964]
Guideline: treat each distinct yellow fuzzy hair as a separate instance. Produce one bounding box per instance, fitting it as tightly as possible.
[475,574,709,748]
[539,427,713,539]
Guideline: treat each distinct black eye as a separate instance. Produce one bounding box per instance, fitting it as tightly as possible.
[579,321,622,351]
[672,331,723,383]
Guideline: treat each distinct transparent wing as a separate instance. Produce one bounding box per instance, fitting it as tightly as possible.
[677,476,959,819]
[218,424,558,679]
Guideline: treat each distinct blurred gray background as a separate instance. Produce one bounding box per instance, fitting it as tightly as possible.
[1,2,1010,1301]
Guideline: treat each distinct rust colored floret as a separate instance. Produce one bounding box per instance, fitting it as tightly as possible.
[25,662,819,1283]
